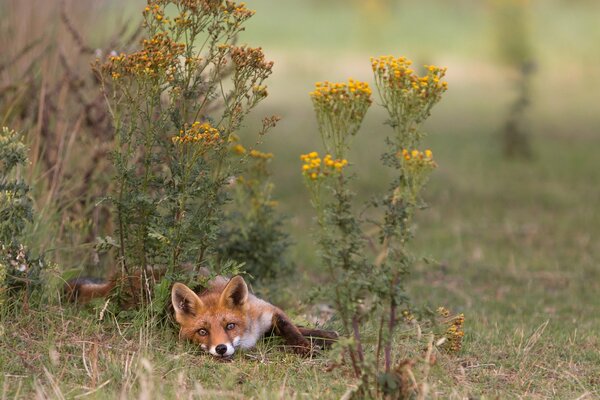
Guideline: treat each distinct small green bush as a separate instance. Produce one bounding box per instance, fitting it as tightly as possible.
[0,127,46,308]
[218,143,292,282]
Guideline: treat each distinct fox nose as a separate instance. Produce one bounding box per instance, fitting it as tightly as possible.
[215,344,228,355]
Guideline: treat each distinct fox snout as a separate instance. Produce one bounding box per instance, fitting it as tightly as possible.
[211,343,235,358]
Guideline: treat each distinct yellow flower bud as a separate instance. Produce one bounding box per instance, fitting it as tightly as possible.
[233,144,246,154]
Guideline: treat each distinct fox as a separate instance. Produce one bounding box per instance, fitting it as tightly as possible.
[65,272,338,358]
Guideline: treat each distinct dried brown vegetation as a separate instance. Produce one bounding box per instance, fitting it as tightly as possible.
[0,0,142,270]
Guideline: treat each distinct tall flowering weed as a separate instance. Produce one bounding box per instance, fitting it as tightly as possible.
[302,56,451,398]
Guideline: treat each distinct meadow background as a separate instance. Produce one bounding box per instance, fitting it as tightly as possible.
[1,0,599,398]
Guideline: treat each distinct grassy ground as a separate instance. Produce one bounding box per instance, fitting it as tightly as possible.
[2,0,600,398]
[409,133,600,397]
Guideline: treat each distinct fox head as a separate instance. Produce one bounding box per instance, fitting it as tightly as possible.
[171,276,249,358]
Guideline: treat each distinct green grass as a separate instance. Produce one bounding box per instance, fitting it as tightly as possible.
[408,133,600,397]
[0,305,350,398]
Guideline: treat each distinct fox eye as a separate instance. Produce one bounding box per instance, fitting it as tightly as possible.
[197,328,208,336]
[225,323,235,330]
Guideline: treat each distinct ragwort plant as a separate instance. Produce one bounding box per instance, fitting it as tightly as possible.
[301,57,448,398]
[94,0,276,310]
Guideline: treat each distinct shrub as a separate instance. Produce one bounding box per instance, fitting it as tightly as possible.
[94,0,282,309]
[218,139,293,283]
[0,127,47,309]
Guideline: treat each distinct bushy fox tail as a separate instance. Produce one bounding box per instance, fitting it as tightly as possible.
[64,276,116,303]
[64,266,171,304]
[64,265,206,304]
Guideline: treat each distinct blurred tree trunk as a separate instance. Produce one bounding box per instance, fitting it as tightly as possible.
[492,0,535,159]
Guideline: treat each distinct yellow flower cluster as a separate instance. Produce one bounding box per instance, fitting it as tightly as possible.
[252,85,268,97]
[436,306,450,317]
[437,307,465,353]
[400,148,435,165]
[144,0,253,15]
[398,149,437,201]
[230,46,273,103]
[103,33,185,80]
[222,1,255,21]
[371,55,413,77]
[231,46,273,75]
[401,309,415,322]
[142,0,254,33]
[249,149,273,160]
[371,55,448,100]
[143,3,168,24]
[230,141,272,160]
[172,10,193,28]
[300,152,348,181]
[310,80,372,157]
[171,122,221,146]
[371,56,447,147]
[232,144,246,155]
[310,79,372,109]
[444,313,465,353]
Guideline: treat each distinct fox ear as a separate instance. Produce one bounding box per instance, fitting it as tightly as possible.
[172,283,204,323]
[219,275,248,308]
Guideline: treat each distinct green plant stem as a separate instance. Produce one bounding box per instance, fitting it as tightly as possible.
[117,183,137,306]
[384,275,398,373]
[375,312,385,395]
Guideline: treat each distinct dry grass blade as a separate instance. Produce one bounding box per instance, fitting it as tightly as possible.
[72,380,112,399]
[522,320,549,356]
[42,367,66,400]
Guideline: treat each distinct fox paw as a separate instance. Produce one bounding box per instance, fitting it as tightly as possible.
[287,341,313,357]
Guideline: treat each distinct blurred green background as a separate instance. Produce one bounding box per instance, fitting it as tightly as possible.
[234,0,600,193]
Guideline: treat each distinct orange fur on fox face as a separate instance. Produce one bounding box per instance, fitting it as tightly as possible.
[172,277,250,358]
